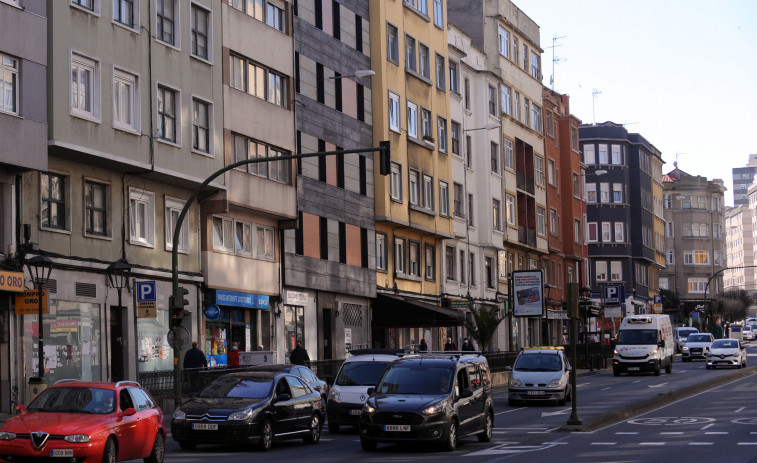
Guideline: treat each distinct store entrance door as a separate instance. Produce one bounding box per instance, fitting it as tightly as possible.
[109,306,124,382]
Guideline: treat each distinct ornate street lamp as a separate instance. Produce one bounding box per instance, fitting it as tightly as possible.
[26,255,54,379]
[107,260,131,381]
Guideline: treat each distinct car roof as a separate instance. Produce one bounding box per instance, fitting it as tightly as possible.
[250,364,297,372]
[392,353,488,365]
[216,370,286,380]
[50,380,141,389]
[344,353,398,363]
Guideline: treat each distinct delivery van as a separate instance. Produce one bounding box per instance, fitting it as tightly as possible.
[612,314,674,376]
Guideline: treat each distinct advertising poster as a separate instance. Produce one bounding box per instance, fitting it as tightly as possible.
[512,270,544,317]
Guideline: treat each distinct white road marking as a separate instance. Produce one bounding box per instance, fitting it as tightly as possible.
[735,407,746,413]
[648,382,669,388]
[737,443,757,445]
[541,408,571,417]
[591,442,616,445]
[701,423,715,430]
[705,432,728,435]
[689,442,714,446]
[660,432,684,435]
[640,442,665,446]
[601,387,612,390]
[496,408,526,415]
[615,432,639,435]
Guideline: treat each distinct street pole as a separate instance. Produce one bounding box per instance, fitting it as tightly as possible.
[37,280,43,378]
[567,282,582,426]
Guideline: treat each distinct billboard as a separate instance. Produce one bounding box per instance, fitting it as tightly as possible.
[512,270,545,317]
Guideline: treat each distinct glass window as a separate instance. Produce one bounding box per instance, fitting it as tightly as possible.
[504,138,513,170]
[165,197,189,253]
[537,207,546,235]
[84,181,107,236]
[41,173,67,230]
[614,223,624,242]
[395,237,406,275]
[407,101,418,139]
[433,0,443,27]
[435,54,445,90]
[439,181,449,217]
[437,117,448,152]
[157,85,177,143]
[492,199,501,230]
[408,241,420,276]
[0,53,18,114]
[405,35,416,72]
[419,43,430,78]
[71,53,98,119]
[506,194,515,225]
[156,0,175,45]
[409,170,419,205]
[583,144,595,164]
[129,188,155,247]
[192,98,211,154]
[449,61,459,93]
[387,23,399,63]
[266,3,285,31]
[498,26,509,57]
[388,91,400,132]
[491,142,499,173]
[113,69,138,132]
[191,4,210,60]
[376,233,387,271]
[488,85,497,115]
[423,174,434,209]
[596,261,607,281]
[445,245,455,280]
[500,84,511,115]
[114,0,135,28]
[390,162,402,200]
[450,121,460,155]
[421,108,432,139]
[425,244,436,280]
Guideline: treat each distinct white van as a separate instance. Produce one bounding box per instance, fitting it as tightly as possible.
[326,352,398,433]
[612,314,674,376]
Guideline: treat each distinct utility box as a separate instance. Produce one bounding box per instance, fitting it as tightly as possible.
[729,324,743,341]
[239,351,276,366]
[28,377,47,404]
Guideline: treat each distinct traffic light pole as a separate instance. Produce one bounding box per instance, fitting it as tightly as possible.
[170,144,390,403]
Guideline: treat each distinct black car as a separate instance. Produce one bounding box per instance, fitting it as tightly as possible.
[251,364,329,399]
[171,370,324,451]
[359,353,494,452]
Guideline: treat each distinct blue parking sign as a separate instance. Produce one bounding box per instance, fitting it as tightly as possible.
[136,281,157,302]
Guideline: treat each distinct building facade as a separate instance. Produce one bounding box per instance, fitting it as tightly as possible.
[732,154,757,207]
[724,205,754,292]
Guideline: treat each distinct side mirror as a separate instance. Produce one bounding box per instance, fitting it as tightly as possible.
[121,407,137,417]
[658,341,665,348]
[504,366,512,372]
[275,394,292,403]
[367,387,375,396]
[15,404,26,413]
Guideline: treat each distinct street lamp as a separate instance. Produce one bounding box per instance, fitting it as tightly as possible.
[107,260,132,382]
[26,255,54,379]
[328,69,375,79]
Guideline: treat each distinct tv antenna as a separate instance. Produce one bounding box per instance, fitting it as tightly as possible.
[592,88,603,125]
[544,35,566,91]
[674,152,685,169]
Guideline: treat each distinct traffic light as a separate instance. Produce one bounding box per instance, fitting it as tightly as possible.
[170,286,189,325]
[379,140,391,175]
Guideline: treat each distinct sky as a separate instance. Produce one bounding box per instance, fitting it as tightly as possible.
[515,0,757,207]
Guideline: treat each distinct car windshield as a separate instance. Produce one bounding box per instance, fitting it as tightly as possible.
[514,354,562,372]
[376,365,453,395]
[198,376,273,399]
[28,387,116,414]
[335,361,391,386]
[617,329,657,345]
[744,326,752,332]
[687,334,712,343]
[678,329,697,338]
[712,339,738,349]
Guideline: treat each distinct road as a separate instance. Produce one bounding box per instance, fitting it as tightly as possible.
[163,347,757,462]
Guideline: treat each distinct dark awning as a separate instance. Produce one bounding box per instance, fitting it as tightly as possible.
[372,294,465,328]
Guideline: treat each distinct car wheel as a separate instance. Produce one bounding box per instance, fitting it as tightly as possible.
[705,364,712,370]
[665,358,673,374]
[442,419,457,452]
[360,437,377,451]
[101,437,117,463]
[304,414,322,444]
[654,364,661,376]
[144,432,164,463]
[257,419,274,451]
[328,422,340,434]
[178,440,196,451]
[477,411,493,442]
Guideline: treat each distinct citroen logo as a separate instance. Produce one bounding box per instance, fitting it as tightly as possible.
[31,431,49,449]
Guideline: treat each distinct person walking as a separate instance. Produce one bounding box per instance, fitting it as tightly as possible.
[227,341,240,367]
[461,338,475,351]
[183,341,208,391]
[289,340,310,366]
[419,339,428,352]
[443,337,457,351]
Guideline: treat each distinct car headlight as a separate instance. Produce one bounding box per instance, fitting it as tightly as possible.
[172,409,186,420]
[613,348,619,356]
[64,435,90,443]
[328,388,341,403]
[0,432,16,440]
[362,402,375,414]
[682,346,689,351]
[229,407,257,421]
[548,378,562,388]
[421,400,447,416]
[509,378,523,388]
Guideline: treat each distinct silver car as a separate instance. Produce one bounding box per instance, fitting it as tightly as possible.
[706,338,747,369]
[681,333,714,362]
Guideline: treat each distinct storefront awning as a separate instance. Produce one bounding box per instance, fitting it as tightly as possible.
[372,294,465,328]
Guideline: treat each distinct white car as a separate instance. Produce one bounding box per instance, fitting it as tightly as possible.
[507,346,572,406]
[706,338,747,369]
[743,325,754,341]
[681,333,714,362]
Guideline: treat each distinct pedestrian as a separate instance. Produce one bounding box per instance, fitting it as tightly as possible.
[183,341,208,391]
[290,340,310,366]
[419,339,428,352]
[461,338,475,351]
[443,337,457,351]
[228,341,240,367]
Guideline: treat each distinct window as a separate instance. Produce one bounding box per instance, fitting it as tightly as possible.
[407,101,418,139]
[388,92,400,132]
[376,233,387,271]
[212,216,234,253]
[84,181,107,237]
[405,35,417,72]
[531,104,542,133]
[129,188,155,247]
[586,183,596,203]
[255,225,275,260]
[228,54,287,108]
[467,193,474,226]
[387,23,399,63]
[611,145,622,164]
[506,194,515,225]
[113,68,139,132]
[666,250,674,265]
[71,53,99,119]
[156,0,176,45]
[437,117,448,152]
[572,173,580,197]
[571,126,578,151]
[547,159,556,186]
[390,162,402,200]
[114,0,136,29]
[665,221,674,237]
[233,219,252,256]
[459,250,466,284]
[422,174,433,209]
[421,108,432,140]
[498,26,509,58]
[72,0,95,11]
[534,156,544,186]
[614,222,624,242]
[192,97,211,154]
[599,183,610,203]
[190,3,210,61]
[612,183,624,203]
[449,61,459,93]
[469,252,476,286]
[229,0,264,21]
[610,261,622,281]
[425,244,436,280]
[435,54,445,90]
[492,198,501,231]
[451,121,460,155]
[504,138,513,170]
[522,44,528,70]
[688,277,708,293]
[408,241,420,276]
[537,206,546,236]
[546,110,554,137]
[486,257,495,288]
[500,84,511,115]
[418,43,430,79]
[409,170,419,205]
[41,173,67,230]
[157,85,178,143]
[587,222,598,242]
[596,261,607,281]
[488,85,497,115]
[231,134,290,183]
[439,181,449,217]
[583,144,595,164]
[266,3,285,31]
[684,251,710,265]
[512,36,518,64]
[445,246,455,280]
[0,53,18,114]
[549,208,557,235]
[598,144,608,164]
[433,0,443,27]
[395,237,406,275]
[453,182,464,217]
[523,98,529,125]
[464,77,470,109]
[165,197,189,253]
[574,219,581,243]
[530,50,540,79]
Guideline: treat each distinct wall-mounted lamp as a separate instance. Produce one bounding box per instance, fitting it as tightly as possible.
[463,122,501,132]
[328,69,375,80]
[594,169,608,176]
[335,308,340,318]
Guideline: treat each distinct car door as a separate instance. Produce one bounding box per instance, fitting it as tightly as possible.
[272,377,297,435]
[454,367,477,434]
[285,375,314,432]
[127,387,160,457]
[115,388,141,460]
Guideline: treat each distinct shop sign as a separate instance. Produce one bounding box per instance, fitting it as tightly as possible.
[448,299,470,310]
[0,271,25,292]
[216,290,270,310]
[547,310,568,320]
[205,304,220,319]
[285,290,308,305]
[51,320,78,333]
[15,289,48,314]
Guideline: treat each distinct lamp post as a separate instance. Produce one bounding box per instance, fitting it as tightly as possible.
[566,282,582,426]
[26,255,54,379]
[107,260,132,380]
[328,69,375,79]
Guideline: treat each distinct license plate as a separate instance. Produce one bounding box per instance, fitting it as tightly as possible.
[349,409,362,415]
[384,425,410,432]
[527,390,545,395]
[50,449,74,457]
[627,367,640,371]
[192,423,218,430]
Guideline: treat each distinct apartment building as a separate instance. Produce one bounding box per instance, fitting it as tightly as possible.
[285,0,375,360]
[661,166,726,324]
[0,0,48,413]
[732,154,757,207]
[449,0,548,349]
[724,205,754,293]
[369,0,461,350]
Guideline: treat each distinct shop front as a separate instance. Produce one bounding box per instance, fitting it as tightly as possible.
[205,289,270,366]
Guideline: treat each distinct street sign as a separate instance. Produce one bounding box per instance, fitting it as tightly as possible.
[14,289,48,314]
[604,285,624,306]
[136,281,157,318]
[653,294,663,314]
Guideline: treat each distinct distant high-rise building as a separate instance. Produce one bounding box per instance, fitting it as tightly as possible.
[732,154,757,207]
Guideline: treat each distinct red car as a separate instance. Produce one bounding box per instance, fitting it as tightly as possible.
[0,380,165,463]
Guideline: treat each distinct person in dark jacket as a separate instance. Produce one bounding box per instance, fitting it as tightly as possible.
[227,342,240,367]
[289,341,310,366]
[461,338,475,351]
[183,341,208,391]
[443,337,457,351]
[419,339,428,352]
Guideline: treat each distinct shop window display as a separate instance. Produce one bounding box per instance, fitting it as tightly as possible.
[206,307,249,366]
[137,308,172,371]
